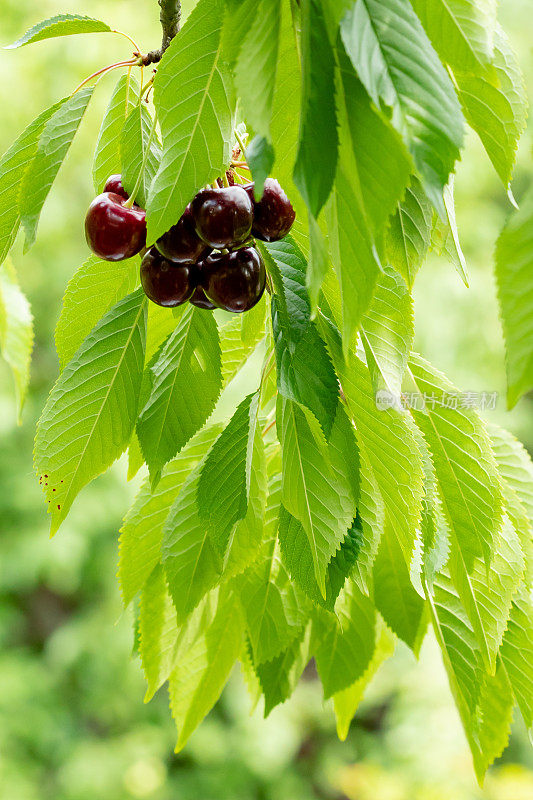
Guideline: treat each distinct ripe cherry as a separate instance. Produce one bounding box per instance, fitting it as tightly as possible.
[189,285,217,310]
[202,246,266,313]
[244,179,295,242]
[104,174,129,200]
[140,248,195,307]
[156,206,212,264]
[191,186,253,249]
[85,192,146,261]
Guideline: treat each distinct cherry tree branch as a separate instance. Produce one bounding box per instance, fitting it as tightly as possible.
[143,0,181,65]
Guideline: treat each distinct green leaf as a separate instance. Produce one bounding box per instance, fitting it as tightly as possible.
[198,393,258,552]
[119,424,222,605]
[320,318,425,564]
[121,105,161,210]
[500,583,533,732]
[314,580,377,698]
[0,100,65,265]
[353,448,385,593]
[221,0,259,64]
[337,41,413,238]
[20,87,94,249]
[168,585,244,752]
[325,115,381,353]
[139,564,180,701]
[254,624,312,715]
[219,304,266,387]
[385,178,432,288]
[360,265,414,402]
[278,397,354,594]
[334,620,395,740]
[279,509,363,612]
[373,523,426,652]
[34,289,147,534]
[147,0,235,244]
[246,136,275,200]
[162,459,223,622]
[306,212,329,312]
[263,237,310,349]
[223,419,268,579]
[5,14,112,48]
[411,0,497,73]
[235,0,281,138]
[55,255,138,369]
[454,25,527,189]
[495,186,533,408]
[427,571,515,782]
[293,0,338,217]
[237,535,308,664]
[447,516,524,672]
[408,354,504,571]
[341,0,464,212]
[489,423,533,528]
[137,305,222,481]
[0,260,33,421]
[93,74,138,193]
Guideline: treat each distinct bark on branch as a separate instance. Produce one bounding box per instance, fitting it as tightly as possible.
[143,0,181,65]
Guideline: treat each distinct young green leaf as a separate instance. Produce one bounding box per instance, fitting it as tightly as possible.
[55,255,139,369]
[360,266,414,402]
[386,178,433,288]
[20,87,94,250]
[325,115,381,353]
[162,460,223,622]
[408,353,504,570]
[168,586,244,752]
[93,73,138,193]
[121,105,162,210]
[334,620,395,740]
[34,289,147,534]
[337,42,413,238]
[0,260,33,421]
[136,305,222,481]
[263,237,310,349]
[236,535,308,664]
[139,564,180,701]
[293,0,338,218]
[489,424,533,528]
[314,580,377,698]
[0,100,65,265]
[235,0,281,139]
[197,393,259,552]
[341,0,464,213]
[119,424,222,605]
[278,397,354,594]
[411,0,497,74]
[427,571,514,783]
[5,14,112,48]
[373,523,426,652]
[320,318,424,565]
[454,25,527,189]
[147,0,235,244]
[500,583,533,732]
[495,186,533,408]
[254,625,312,716]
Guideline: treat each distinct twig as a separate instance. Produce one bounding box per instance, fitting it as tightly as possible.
[143,0,182,65]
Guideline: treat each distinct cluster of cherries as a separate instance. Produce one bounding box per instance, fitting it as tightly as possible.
[85,172,295,313]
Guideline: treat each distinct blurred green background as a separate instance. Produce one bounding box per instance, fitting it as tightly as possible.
[0,2,532,798]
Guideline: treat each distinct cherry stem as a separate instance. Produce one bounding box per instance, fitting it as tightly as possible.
[112,29,142,54]
[72,59,140,95]
[234,129,247,157]
[221,171,230,188]
[124,112,159,209]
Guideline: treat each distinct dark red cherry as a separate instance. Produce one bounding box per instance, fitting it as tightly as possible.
[156,206,212,264]
[191,186,253,249]
[189,285,217,310]
[85,192,146,261]
[202,247,266,313]
[104,174,129,200]
[140,248,195,307]
[244,179,295,242]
